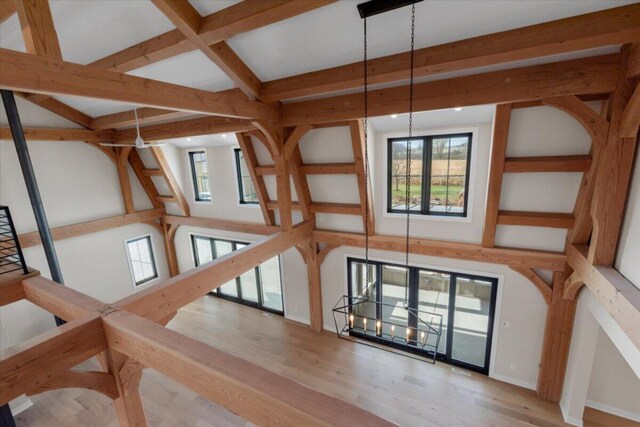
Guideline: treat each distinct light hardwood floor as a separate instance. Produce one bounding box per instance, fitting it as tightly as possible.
[15,295,638,426]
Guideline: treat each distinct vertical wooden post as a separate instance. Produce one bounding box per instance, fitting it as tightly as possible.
[299,240,323,332]
[106,350,147,427]
[537,270,578,401]
[274,149,293,232]
[308,243,323,332]
[589,45,639,266]
[482,103,511,247]
[117,147,135,214]
[162,223,179,277]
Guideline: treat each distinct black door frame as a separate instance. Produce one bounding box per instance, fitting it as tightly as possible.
[347,257,498,374]
[191,234,284,316]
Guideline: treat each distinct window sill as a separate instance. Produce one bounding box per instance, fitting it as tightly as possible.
[194,200,213,206]
[236,202,260,209]
[132,275,161,290]
[382,211,473,223]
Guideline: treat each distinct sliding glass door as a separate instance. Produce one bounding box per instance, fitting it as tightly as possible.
[191,235,284,315]
[449,275,495,370]
[347,258,498,374]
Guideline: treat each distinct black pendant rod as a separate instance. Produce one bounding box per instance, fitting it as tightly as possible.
[357,0,423,19]
[1,90,65,327]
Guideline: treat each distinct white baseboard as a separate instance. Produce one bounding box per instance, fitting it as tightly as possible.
[284,314,310,325]
[489,372,536,391]
[586,400,640,423]
[9,396,33,415]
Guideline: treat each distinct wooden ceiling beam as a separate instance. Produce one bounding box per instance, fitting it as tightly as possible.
[566,244,640,350]
[163,214,279,236]
[90,0,335,73]
[509,264,552,305]
[256,163,358,175]
[18,208,164,248]
[22,276,105,321]
[497,211,575,229]
[0,0,15,24]
[620,82,640,138]
[261,4,640,101]
[482,104,511,248]
[281,54,620,126]
[350,119,375,235]
[0,127,114,142]
[13,0,97,130]
[504,155,592,173]
[237,133,276,225]
[15,93,94,128]
[149,146,190,216]
[300,162,356,175]
[265,201,362,216]
[0,48,278,120]
[314,230,566,271]
[27,370,118,400]
[151,0,262,99]
[115,115,253,143]
[589,45,638,266]
[310,202,361,216]
[627,44,640,78]
[541,95,610,146]
[15,0,62,59]
[102,309,393,426]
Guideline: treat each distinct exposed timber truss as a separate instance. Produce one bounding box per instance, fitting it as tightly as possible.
[0,1,639,423]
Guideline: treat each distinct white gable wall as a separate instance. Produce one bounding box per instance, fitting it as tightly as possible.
[163,104,600,391]
[0,98,170,358]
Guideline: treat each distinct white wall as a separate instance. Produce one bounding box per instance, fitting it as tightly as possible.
[616,147,640,289]
[320,245,547,388]
[5,92,634,420]
[0,98,170,359]
[172,225,309,323]
[587,327,640,422]
[162,105,606,392]
[562,288,640,425]
[374,123,490,242]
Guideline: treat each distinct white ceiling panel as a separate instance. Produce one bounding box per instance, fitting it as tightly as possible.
[369,104,495,132]
[189,0,242,16]
[1,0,175,64]
[51,96,136,118]
[128,50,235,92]
[227,0,634,82]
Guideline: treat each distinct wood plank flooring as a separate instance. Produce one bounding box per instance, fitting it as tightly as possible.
[14,295,639,426]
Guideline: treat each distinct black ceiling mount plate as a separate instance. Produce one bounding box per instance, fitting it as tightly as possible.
[357,0,423,19]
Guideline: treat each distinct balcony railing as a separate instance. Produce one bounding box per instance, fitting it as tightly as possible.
[0,205,28,277]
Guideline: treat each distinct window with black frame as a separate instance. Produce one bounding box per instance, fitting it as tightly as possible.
[125,235,158,287]
[347,257,497,374]
[387,133,471,216]
[191,235,284,314]
[234,148,258,204]
[189,151,211,202]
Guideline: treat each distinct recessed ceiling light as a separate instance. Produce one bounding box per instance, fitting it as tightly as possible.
[187,138,192,141]
[390,114,398,118]
[454,107,462,112]
[222,134,227,138]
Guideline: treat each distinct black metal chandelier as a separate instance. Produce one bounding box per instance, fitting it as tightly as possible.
[331,0,443,363]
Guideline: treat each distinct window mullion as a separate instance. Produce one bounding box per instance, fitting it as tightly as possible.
[423,137,431,215]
